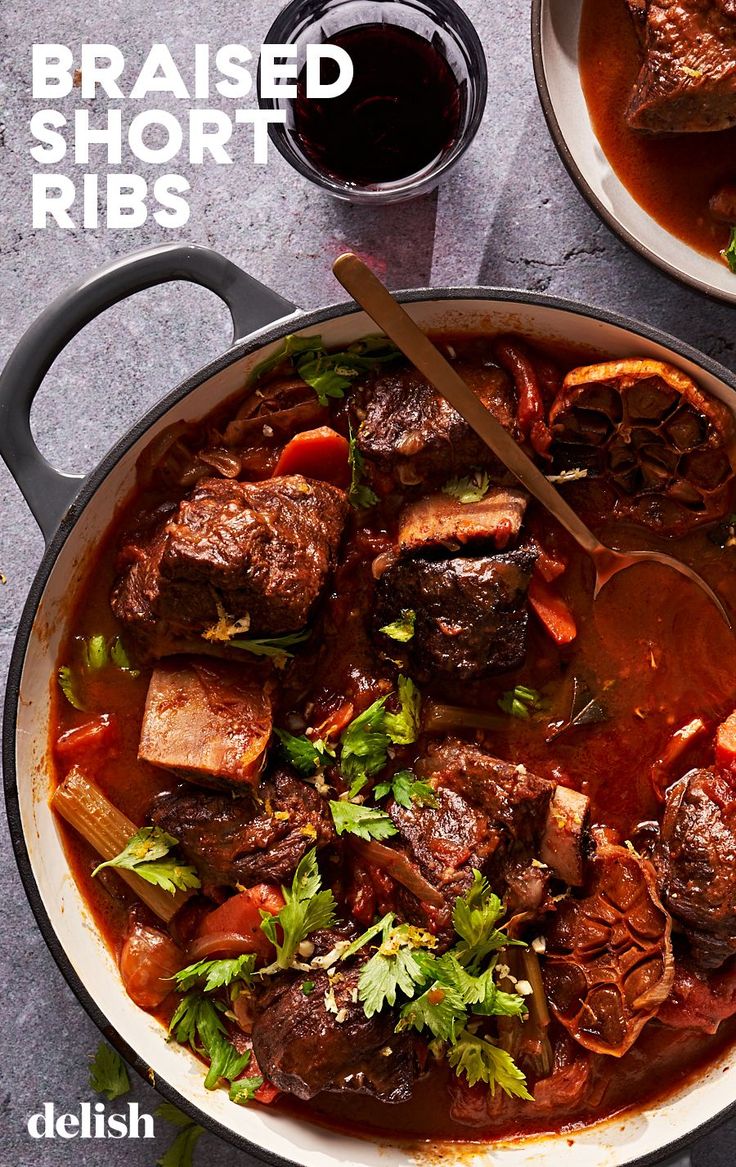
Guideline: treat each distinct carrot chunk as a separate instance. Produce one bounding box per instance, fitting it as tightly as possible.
[716,711,736,769]
[529,575,577,646]
[273,426,350,487]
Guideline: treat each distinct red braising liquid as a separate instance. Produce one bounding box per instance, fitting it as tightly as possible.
[292,23,463,185]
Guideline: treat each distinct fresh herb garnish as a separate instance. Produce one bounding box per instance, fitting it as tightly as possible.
[84,634,109,670]
[92,827,201,894]
[722,226,736,274]
[497,685,543,720]
[174,955,257,994]
[345,873,530,1100]
[442,470,490,504]
[279,678,421,796]
[252,333,402,408]
[452,871,521,966]
[384,675,421,745]
[329,800,399,842]
[348,425,379,510]
[110,636,139,674]
[447,1030,533,1100]
[229,629,311,660]
[373,769,438,809]
[259,848,337,969]
[379,610,416,643]
[358,916,434,1017]
[89,1041,130,1102]
[155,1103,205,1167]
[58,665,85,710]
[58,634,140,708]
[229,1076,264,1105]
[275,729,336,776]
[340,695,391,796]
[169,993,251,1090]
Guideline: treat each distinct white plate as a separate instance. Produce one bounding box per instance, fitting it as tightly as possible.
[531,0,736,307]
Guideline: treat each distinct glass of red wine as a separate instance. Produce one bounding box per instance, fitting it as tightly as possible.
[259,0,487,204]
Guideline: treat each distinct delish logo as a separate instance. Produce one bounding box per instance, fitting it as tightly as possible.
[27,1101,155,1139]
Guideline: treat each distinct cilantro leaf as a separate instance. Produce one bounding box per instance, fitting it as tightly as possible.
[442,470,490,504]
[329,800,398,841]
[384,675,421,746]
[397,981,467,1042]
[229,1076,264,1105]
[374,769,438,809]
[84,634,109,670]
[110,636,140,675]
[452,872,519,968]
[252,333,402,408]
[379,610,416,643]
[275,729,336,776]
[340,695,391,796]
[259,848,337,969]
[348,426,379,510]
[169,993,251,1090]
[341,913,396,961]
[174,954,257,994]
[447,1030,532,1100]
[229,629,310,660]
[89,1041,130,1101]
[358,921,432,1017]
[497,685,544,720]
[58,665,84,710]
[92,827,201,894]
[429,954,526,1019]
[722,226,736,275]
[251,334,324,382]
[155,1103,193,1128]
[156,1121,204,1167]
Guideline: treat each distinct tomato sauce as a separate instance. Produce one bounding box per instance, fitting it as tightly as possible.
[579,0,736,263]
[49,333,736,1142]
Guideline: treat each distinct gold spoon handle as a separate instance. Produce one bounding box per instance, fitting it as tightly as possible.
[333,252,605,559]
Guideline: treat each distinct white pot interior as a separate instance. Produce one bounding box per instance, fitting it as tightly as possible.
[538,0,736,306]
[14,297,736,1167]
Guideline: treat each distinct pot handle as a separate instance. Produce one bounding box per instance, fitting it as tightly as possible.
[0,242,297,544]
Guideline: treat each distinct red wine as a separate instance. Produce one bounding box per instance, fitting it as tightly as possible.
[292,23,463,185]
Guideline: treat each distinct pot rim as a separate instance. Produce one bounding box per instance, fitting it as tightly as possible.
[5,285,736,1166]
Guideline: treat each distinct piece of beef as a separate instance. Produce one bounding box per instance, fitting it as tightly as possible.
[352,363,518,491]
[138,658,272,790]
[150,769,334,891]
[626,1,736,134]
[656,767,736,968]
[397,487,528,555]
[112,475,348,643]
[251,963,416,1102]
[373,547,536,682]
[389,740,555,941]
[656,959,736,1033]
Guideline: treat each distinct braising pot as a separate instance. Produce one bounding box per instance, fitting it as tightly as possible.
[2,243,733,1167]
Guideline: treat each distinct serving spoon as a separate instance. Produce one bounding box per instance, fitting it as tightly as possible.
[332,252,732,629]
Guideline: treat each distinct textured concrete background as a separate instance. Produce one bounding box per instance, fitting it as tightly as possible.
[1,0,735,1163]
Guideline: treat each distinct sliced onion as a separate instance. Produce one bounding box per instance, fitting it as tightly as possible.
[119,924,184,1009]
[350,839,445,907]
[188,930,266,962]
[199,448,243,478]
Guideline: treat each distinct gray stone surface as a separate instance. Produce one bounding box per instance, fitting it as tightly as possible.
[1,0,735,1163]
